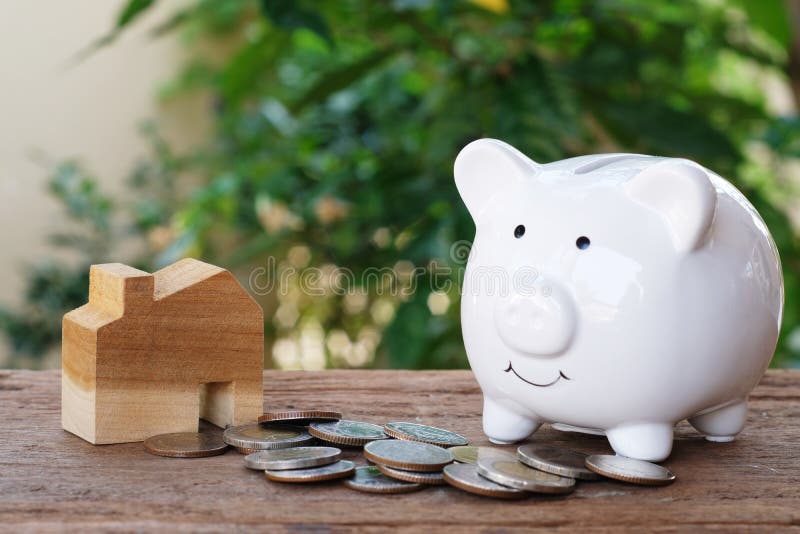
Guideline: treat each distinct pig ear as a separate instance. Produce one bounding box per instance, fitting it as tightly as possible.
[626,159,717,253]
[454,138,539,221]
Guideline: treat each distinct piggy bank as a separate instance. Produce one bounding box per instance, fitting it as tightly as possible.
[455,139,783,461]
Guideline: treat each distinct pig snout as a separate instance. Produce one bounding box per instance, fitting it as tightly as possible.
[493,278,577,357]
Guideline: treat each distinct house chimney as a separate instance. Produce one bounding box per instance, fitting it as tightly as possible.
[88,263,154,317]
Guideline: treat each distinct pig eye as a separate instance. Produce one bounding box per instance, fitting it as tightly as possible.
[576,236,591,250]
[514,225,526,238]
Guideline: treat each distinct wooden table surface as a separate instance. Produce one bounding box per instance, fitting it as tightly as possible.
[1,369,798,532]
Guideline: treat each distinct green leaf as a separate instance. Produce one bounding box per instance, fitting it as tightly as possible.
[260,0,333,45]
[149,5,195,37]
[289,48,395,113]
[217,32,289,103]
[731,0,791,48]
[72,0,157,63]
[596,99,741,172]
[116,0,157,29]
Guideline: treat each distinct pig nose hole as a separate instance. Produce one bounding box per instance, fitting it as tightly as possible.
[576,236,590,250]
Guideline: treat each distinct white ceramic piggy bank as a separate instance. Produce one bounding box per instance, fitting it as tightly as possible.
[455,138,783,462]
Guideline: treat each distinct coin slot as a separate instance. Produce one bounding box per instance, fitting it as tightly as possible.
[199,381,234,428]
[573,154,641,174]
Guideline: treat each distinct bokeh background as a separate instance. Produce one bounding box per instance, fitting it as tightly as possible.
[2,0,799,370]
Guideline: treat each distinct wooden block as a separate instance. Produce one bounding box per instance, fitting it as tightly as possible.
[62,258,264,444]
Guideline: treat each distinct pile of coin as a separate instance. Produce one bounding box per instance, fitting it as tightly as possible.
[443,443,675,498]
[143,410,676,498]
[223,423,315,454]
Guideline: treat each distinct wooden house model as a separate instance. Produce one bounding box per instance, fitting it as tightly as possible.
[62,258,264,444]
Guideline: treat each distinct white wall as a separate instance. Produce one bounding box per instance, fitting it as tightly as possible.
[0,0,207,366]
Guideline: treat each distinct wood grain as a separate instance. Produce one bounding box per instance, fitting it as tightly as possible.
[61,258,264,444]
[1,369,798,532]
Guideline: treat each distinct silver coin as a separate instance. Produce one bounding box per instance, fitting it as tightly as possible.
[223,424,315,450]
[258,410,342,426]
[383,421,469,447]
[244,446,341,471]
[585,454,676,485]
[364,439,454,472]
[443,463,527,499]
[265,460,356,483]
[308,420,388,446]
[343,466,425,494]
[517,444,599,480]
[476,457,575,494]
[375,463,446,485]
[450,445,515,465]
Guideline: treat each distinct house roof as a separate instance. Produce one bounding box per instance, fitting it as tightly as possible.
[64,258,259,332]
[152,258,226,301]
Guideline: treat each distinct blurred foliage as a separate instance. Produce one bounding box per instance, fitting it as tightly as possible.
[3,0,800,369]
[0,162,111,358]
[0,133,179,365]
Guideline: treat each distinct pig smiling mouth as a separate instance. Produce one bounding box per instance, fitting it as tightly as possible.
[504,361,571,388]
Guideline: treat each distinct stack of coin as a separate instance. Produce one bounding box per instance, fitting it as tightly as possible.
[375,463,446,485]
[344,466,424,494]
[476,456,576,494]
[244,446,342,471]
[309,420,388,447]
[442,442,677,499]
[383,422,469,447]
[362,439,454,487]
[444,444,586,498]
[517,444,599,480]
[258,409,342,427]
[585,454,676,485]
[240,413,361,484]
[265,460,357,483]
[223,423,315,453]
[443,463,527,499]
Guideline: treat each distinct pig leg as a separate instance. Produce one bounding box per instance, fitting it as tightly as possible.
[482,396,540,444]
[606,422,674,462]
[688,399,747,442]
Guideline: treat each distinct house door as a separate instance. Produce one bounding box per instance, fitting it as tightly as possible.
[199,381,234,428]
